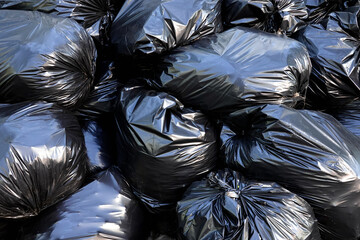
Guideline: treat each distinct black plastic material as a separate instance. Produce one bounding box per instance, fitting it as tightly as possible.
[223,0,308,35]
[115,85,217,212]
[305,0,358,23]
[76,61,120,119]
[296,7,360,109]
[0,102,88,219]
[177,168,320,240]
[0,167,147,239]
[221,104,360,239]
[0,0,123,45]
[111,0,223,55]
[82,119,116,174]
[330,100,360,137]
[148,27,310,117]
[326,5,360,38]
[0,10,96,109]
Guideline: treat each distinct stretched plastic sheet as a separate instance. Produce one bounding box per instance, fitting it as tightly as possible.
[296,9,360,109]
[82,119,116,174]
[329,100,360,137]
[177,169,320,240]
[148,27,310,117]
[0,102,88,218]
[220,104,360,239]
[0,167,147,239]
[77,60,121,119]
[115,86,217,212]
[223,0,308,35]
[0,10,96,109]
[110,0,222,55]
[0,0,123,44]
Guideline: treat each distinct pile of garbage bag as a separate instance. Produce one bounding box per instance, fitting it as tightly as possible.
[220,104,360,239]
[1,1,360,239]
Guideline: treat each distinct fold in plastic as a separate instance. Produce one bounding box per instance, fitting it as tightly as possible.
[115,86,217,212]
[77,61,120,119]
[0,10,96,109]
[149,27,310,117]
[220,104,360,239]
[177,169,320,240]
[0,102,88,218]
[82,119,116,174]
[223,0,308,35]
[111,0,222,55]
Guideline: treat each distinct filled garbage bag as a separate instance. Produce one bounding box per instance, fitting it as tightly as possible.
[0,0,123,44]
[0,167,148,239]
[110,0,222,55]
[77,60,120,119]
[148,27,311,117]
[0,10,96,109]
[329,100,360,137]
[222,0,308,36]
[0,101,88,218]
[220,104,360,239]
[296,7,360,109]
[82,119,116,174]
[115,86,217,212]
[177,168,320,240]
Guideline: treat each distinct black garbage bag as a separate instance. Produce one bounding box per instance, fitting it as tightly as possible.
[220,104,360,239]
[81,119,116,174]
[305,0,358,23]
[110,0,223,55]
[0,0,123,45]
[0,10,96,109]
[147,27,311,117]
[76,60,121,119]
[222,0,308,36]
[177,169,320,240]
[325,5,360,37]
[329,100,360,137]
[0,167,148,239]
[115,85,217,212]
[296,8,360,110]
[0,101,88,218]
